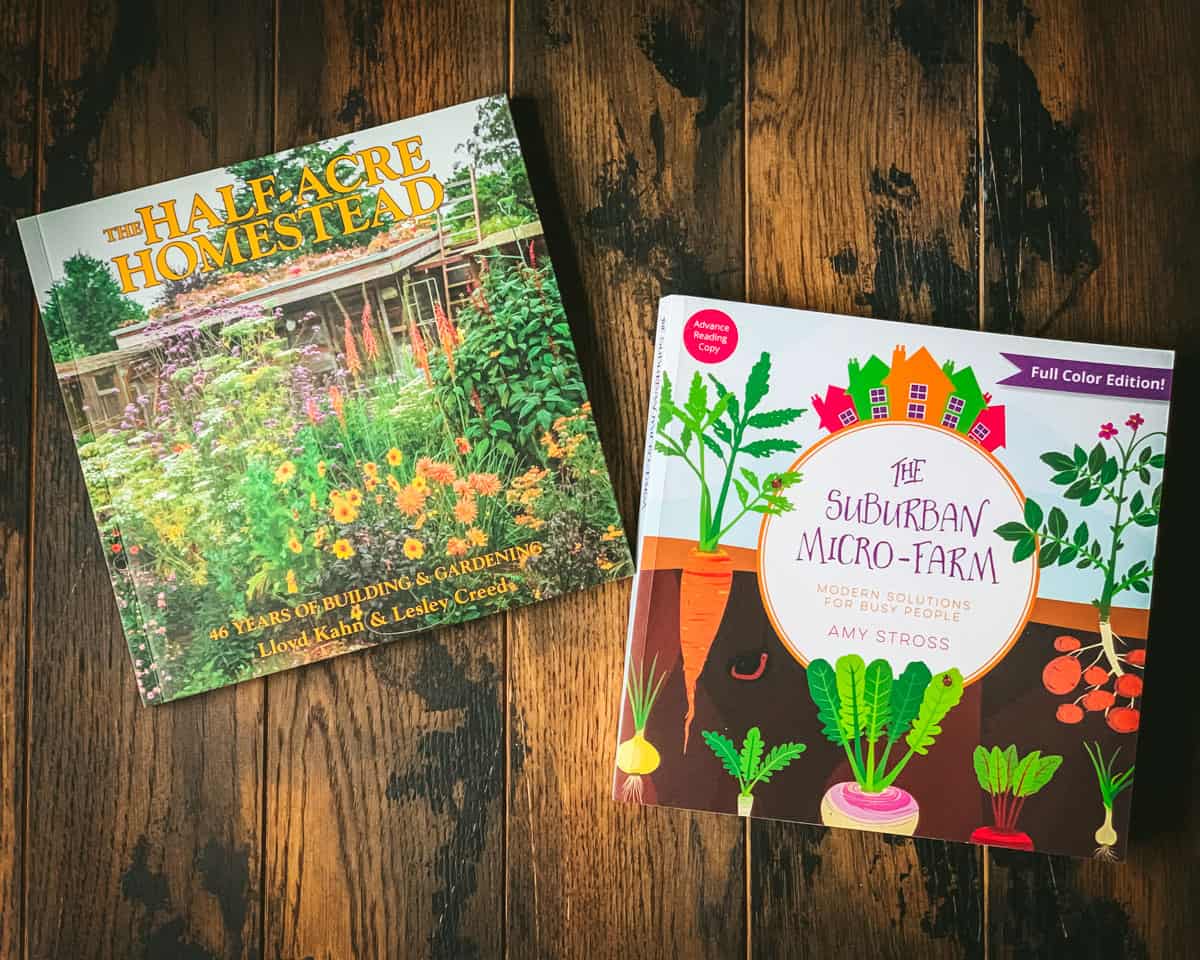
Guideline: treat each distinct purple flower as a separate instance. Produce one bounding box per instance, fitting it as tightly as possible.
[1099,422,1118,439]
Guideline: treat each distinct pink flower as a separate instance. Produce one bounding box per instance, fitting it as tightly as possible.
[1098,422,1118,439]
[1126,413,1144,430]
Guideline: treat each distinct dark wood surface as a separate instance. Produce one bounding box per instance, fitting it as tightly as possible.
[1,2,1196,957]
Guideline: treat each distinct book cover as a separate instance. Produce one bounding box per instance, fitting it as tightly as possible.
[19,95,631,705]
[615,295,1172,860]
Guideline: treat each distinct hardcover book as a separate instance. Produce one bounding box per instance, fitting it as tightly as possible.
[615,295,1172,860]
[20,95,631,704]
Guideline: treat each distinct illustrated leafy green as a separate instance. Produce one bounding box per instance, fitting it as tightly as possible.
[972,743,1063,831]
[703,726,806,799]
[904,669,965,757]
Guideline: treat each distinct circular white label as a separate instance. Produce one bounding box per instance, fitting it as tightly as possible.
[758,421,1037,683]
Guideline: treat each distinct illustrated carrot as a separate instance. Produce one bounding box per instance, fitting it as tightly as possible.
[654,352,805,751]
[679,548,734,751]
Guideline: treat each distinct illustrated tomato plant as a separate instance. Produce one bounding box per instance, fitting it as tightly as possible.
[701,725,806,817]
[995,413,1162,733]
[969,744,1063,851]
[655,352,804,749]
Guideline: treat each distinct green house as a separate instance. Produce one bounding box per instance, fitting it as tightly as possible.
[846,354,891,420]
[941,361,988,434]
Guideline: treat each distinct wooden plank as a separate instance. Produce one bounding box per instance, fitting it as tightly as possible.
[0,5,39,957]
[746,3,984,956]
[29,3,272,957]
[983,1,1200,955]
[508,3,746,957]
[265,3,509,958]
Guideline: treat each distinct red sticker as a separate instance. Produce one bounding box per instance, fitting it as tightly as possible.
[683,309,738,364]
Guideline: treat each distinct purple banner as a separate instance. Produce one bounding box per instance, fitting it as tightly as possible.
[998,353,1173,401]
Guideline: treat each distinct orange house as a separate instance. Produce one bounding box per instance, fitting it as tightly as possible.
[882,345,953,424]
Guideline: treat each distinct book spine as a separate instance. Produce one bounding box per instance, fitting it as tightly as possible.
[613,295,686,800]
[18,216,163,706]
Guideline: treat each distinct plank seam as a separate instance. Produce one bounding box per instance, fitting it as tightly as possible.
[977,0,990,953]
[22,3,47,958]
[743,2,752,956]
[503,9,515,960]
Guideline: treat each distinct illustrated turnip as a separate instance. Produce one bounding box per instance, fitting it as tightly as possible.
[969,744,1063,851]
[996,415,1161,733]
[806,655,963,836]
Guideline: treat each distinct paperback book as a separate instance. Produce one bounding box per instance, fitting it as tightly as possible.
[20,95,631,704]
[615,295,1172,859]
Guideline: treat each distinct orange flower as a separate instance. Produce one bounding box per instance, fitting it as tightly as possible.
[445,537,469,558]
[386,448,403,467]
[411,475,428,494]
[453,496,478,525]
[274,460,297,484]
[332,500,359,524]
[286,569,299,593]
[466,527,488,547]
[387,475,403,494]
[305,397,320,425]
[394,484,428,517]
[365,477,378,492]
[314,527,329,547]
[317,461,327,478]
[416,457,456,485]
[345,489,363,507]
[433,301,457,376]
[287,534,303,554]
[601,525,624,541]
[403,537,424,560]
[332,539,355,559]
[455,436,471,454]
[452,478,471,497]
[467,472,501,497]
[363,462,379,479]
[329,386,345,423]
[597,555,614,571]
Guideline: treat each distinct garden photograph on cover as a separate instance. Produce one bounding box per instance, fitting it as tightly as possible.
[30,96,630,703]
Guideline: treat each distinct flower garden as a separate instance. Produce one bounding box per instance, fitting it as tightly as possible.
[80,249,629,701]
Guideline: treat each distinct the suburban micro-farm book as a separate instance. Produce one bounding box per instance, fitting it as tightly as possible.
[614,295,1172,860]
[19,95,631,705]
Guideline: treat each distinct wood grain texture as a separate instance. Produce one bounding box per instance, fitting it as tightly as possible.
[0,5,38,958]
[984,1,1200,956]
[28,3,271,958]
[746,3,984,957]
[508,2,747,958]
[266,3,509,958]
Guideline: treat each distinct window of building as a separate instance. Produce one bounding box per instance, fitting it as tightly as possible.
[971,423,991,442]
[838,408,858,426]
[942,412,960,429]
[871,404,888,420]
[907,402,925,420]
[947,396,965,413]
[869,387,887,405]
[910,383,928,401]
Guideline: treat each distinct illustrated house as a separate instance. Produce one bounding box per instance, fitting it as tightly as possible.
[882,346,953,424]
[846,354,891,421]
[967,398,1006,452]
[812,384,859,433]
[940,361,988,434]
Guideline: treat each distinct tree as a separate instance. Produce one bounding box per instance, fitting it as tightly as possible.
[42,254,146,361]
[451,96,536,225]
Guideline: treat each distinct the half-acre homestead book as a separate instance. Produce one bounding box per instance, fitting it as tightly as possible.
[615,295,1173,860]
[20,95,631,705]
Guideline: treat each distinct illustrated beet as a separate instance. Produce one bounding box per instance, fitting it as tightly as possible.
[1054,635,1081,652]
[970,826,1034,851]
[1114,674,1143,698]
[1056,703,1084,724]
[1107,707,1141,733]
[1043,656,1082,695]
[1083,665,1110,686]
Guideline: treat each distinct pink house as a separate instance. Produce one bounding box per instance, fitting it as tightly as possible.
[812,384,860,434]
[967,396,1006,452]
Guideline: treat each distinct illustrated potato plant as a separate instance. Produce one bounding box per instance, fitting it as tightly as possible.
[656,352,804,750]
[701,726,806,817]
[970,744,1063,851]
[995,414,1162,732]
